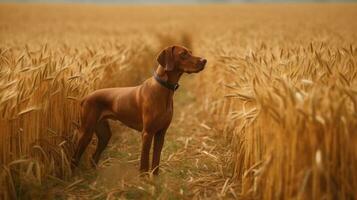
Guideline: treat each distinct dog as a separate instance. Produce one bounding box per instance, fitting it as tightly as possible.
[72,45,207,175]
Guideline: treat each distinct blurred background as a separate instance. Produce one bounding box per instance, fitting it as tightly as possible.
[1,0,356,199]
[1,0,357,3]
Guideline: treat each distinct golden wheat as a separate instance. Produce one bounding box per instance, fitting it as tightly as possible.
[1,3,356,199]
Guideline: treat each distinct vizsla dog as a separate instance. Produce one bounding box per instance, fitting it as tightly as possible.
[72,45,206,175]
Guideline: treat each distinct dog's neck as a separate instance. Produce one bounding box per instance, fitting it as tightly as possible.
[154,65,181,109]
[155,65,183,85]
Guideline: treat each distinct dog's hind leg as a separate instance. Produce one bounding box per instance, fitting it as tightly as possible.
[72,101,98,168]
[72,127,95,168]
[92,119,112,166]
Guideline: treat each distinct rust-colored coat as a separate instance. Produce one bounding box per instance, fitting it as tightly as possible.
[72,45,207,175]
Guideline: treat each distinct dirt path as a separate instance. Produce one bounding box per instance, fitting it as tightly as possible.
[51,77,236,199]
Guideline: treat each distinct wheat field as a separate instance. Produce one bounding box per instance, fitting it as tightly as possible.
[0,3,356,199]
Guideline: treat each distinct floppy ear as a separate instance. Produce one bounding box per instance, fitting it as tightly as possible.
[157,46,175,71]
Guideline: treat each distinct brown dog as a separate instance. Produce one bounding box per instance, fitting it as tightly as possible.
[72,45,206,175]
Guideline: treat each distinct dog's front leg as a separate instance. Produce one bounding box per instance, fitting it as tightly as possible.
[140,131,154,173]
[152,129,166,175]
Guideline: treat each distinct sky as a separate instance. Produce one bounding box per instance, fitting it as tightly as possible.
[0,0,356,3]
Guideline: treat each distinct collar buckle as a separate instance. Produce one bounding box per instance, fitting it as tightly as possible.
[174,84,179,91]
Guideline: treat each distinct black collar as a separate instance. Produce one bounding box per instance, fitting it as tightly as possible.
[153,72,179,91]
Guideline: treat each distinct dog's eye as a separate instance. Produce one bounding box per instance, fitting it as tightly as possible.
[180,51,189,59]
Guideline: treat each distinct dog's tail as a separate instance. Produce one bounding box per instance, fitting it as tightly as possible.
[76,98,86,129]
[80,97,86,107]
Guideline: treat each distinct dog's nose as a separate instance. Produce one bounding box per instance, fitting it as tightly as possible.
[200,58,207,67]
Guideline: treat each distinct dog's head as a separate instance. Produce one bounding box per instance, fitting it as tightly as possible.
[157,45,207,74]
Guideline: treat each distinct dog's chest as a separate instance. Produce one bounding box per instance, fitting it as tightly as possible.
[156,102,173,121]
[145,101,173,128]
[161,106,173,120]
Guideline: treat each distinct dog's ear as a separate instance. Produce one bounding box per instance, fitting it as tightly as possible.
[157,46,175,71]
